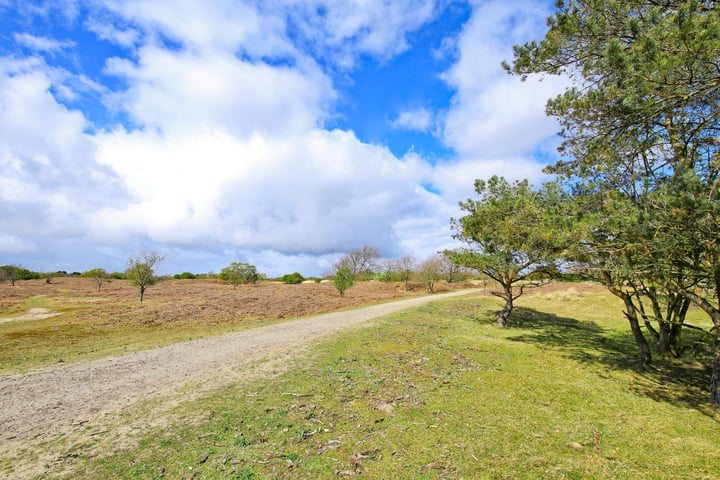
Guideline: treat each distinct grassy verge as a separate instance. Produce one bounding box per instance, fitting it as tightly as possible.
[41,290,720,480]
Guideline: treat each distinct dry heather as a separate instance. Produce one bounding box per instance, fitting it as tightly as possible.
[0,277,469,326]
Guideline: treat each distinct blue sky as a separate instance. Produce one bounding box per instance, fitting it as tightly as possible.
[0,0,567,277]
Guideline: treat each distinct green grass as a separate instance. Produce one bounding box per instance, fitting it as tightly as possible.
[37,290,720,480]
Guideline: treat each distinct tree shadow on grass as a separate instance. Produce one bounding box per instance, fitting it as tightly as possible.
[506,307,716,416]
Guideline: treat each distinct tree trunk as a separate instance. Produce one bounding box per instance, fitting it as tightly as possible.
[623,297,652,366]
[711,346,720,407]
[139,286,146,303]
[496,300,512,327]
[496,284,513,328]
[602,272,652,365]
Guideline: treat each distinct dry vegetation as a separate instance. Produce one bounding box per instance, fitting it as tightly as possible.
[0,277,470,325]
[0,277,477,374]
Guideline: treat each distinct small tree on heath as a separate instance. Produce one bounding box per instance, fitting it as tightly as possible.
[82,268,109,292]
[333,267,354,297]
[126,250,165,302]
[0,265,23,286]
[445,177,572,327]
[417,256,444,294]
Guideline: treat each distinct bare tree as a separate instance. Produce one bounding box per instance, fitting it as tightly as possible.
[126,250,165,302]
[395,255,416,291]
[439,253,470,283]
[417,256,444,294]
[334,245,380,278]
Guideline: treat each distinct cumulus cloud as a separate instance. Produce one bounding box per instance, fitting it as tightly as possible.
[0,55,129,270]
[92,128,436,256]
[0,0,566,276]
[391,107,433,132]
[103,47,333,136]
[441,0,568,159]
[97,0,295,59]
[284,0,440,67]
[0,57,122,222]
[431,156,553,204]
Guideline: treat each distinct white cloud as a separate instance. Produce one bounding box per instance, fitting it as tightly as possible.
[431,156,552,204]
[103,47,333,136]
[391,108,433,132]
[284,0,440,66]
[92,128,437,259]
[96,0,295,58]
[14,0,80,22]
[14,33,75,52]
[93,0,441,67]
[0,56,124,242]
[84,16,141,48]
[0,0,571,277]
[441,0,568,159]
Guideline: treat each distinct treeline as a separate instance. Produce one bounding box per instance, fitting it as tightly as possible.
[1,246,476,298]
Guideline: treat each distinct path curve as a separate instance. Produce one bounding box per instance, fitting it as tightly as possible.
[0,289,475,450]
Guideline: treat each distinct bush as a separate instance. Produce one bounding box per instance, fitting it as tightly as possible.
[0,265,40,285]
[219,262,260,288]
[280,272,305,284]
[333,267,354,297]
[173,272,197,279]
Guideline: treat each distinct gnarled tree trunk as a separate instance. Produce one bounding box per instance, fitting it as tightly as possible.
[495,283,514,328]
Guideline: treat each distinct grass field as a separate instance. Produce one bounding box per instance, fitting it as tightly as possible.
[26,286,719,480]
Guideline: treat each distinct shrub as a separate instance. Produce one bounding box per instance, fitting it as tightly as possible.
[173,272,196,279]
[333,267,354,297]
[0,265,40,285]
[280,272,305,284]
[82,268,110,292]
[218,262,259,288]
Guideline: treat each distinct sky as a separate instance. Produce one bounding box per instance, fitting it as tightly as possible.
[0,0,568,277]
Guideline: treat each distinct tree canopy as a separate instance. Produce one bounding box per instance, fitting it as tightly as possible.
[506,0,720,402]
[446,176,574,327]
[126,250,164,302]
[218,262,260,288]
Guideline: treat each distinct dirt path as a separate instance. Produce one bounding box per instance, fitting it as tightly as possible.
[1,289,475,476]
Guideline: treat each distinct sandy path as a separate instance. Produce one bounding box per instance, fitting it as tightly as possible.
[0,290,474,458]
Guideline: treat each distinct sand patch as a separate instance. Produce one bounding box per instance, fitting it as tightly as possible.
[0,308,62,324]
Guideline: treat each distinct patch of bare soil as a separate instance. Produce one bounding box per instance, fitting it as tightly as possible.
[0,307,61,324]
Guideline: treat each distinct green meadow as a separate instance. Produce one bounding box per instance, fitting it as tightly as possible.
[21,287,718,480]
